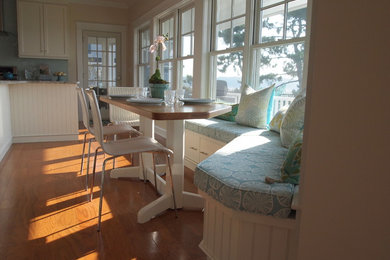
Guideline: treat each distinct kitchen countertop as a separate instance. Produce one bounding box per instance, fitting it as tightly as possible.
[0,80,78,85]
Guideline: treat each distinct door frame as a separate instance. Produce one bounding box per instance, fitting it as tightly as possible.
[82,30,122,90]
[76,22,127,89]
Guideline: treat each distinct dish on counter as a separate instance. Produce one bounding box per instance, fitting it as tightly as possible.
[179,98,215,104]
[126,97,163,104]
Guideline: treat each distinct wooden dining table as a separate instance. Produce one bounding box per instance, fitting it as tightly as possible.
[100,96,231,223]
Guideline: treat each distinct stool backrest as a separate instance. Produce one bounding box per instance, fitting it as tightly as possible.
[108,87,140,125]
[76,87,94,134]
[85,89,105,146]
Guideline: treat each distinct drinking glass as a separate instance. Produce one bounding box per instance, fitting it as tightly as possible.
[164,90,176,106]
[141,87,150,98]
[175,89,185,106]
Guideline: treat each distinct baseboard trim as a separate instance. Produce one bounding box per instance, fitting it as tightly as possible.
[0,138,12,163]
[13,134,78,143]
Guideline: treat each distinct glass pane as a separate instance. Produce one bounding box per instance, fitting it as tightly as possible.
[98,81,107,88]
[232,17,245,48]
[139,65,150,87]
[88,37,97,51]
[260,5,285,43]
[181,8,193,35]
[88,80,97,88]
[162,17,174,36]
[112,52,117,66]
[141,48,149,64]
[162,39,174,60]
[256,42,305,114]
[233,0,246,17]
[97,37,106,51]
[159,62,172,88]
[108,37,116,52]
[88,51,97,64]
[181,59,193,98]
[181,33,193,57]
[100,52,107,66]
[100,67,106,81]
[141,30,150,47]
[287,0,307,39]
[262,0,282,8]
[216,21,231,50]
[88,66,97,80]
[215,52,243,104]
[216,0,232,22]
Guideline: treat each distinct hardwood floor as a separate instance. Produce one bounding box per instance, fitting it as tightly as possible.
[0,129,206,259]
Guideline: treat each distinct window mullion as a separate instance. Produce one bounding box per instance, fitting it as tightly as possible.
[282,2,288,39]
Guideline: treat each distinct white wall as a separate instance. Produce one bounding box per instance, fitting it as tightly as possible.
[297,1,390,259]
[0,84,12,161]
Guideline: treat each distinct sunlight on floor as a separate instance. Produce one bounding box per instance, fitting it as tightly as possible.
[28,197,112,243]
[77,250,98,259]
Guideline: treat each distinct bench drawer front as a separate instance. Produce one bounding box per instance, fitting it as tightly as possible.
[199,136,224,161]
[185,130,200,163]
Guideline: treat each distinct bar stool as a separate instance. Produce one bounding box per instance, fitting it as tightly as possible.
[85,89,177,231]
[76,87,140,191]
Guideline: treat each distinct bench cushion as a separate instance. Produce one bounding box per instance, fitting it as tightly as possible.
[194,134,295,218]
[186,118,272,143]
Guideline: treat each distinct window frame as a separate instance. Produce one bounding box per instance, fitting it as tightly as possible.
[251,0,308,91]
[136,26,151,87]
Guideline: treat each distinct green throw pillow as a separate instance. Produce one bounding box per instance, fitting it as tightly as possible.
[280,131,303,185]
[216,104,239,122]
[235,84,275,129]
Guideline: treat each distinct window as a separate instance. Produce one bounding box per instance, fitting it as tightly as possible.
[210,0,308,110]
[211,0,246,104]
[159,15,175,89]
[178,6,195,97]
[137,27,150,87]
[253,0,307,115]
[157,5,195,97]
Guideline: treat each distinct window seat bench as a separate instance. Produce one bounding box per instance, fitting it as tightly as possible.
[184,118,274,170]
[185,118,299,260]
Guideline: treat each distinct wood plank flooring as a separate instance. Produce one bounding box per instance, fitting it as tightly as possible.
[0,129,206,259]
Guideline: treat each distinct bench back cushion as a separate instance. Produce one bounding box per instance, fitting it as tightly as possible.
[236,84,275,129]
[280,95,306,147]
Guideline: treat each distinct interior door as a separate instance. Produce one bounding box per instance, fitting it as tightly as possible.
[82,31,121,119]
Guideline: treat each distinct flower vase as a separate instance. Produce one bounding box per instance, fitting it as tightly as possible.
[57,76,64,81]
[149,83,169,99]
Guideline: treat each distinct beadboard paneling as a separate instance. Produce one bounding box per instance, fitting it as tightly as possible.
[0,84,12,161]
[9,83,78,142]
[199,190,298,260]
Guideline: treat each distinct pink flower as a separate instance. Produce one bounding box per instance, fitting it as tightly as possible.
[156,35,166,43]
[161,42,167,51]
[149,44,157,53]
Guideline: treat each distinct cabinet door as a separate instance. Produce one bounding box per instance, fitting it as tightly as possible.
[44,4,68,58]
[18,1,44,57]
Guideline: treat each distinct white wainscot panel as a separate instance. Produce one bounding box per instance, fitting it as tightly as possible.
[9,83,78,142]
[199,190,298,260]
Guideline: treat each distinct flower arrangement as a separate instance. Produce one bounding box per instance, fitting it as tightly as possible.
[53,72,67,77]
[149,34,169,84]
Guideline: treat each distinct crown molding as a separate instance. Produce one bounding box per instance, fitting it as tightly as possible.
[68,0,129,9]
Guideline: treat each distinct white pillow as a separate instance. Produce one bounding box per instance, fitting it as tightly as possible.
[269,105,289,133]
[280,95,306,147]
[235,84,275,129]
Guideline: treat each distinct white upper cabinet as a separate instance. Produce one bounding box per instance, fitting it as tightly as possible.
[17,1,69,59]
